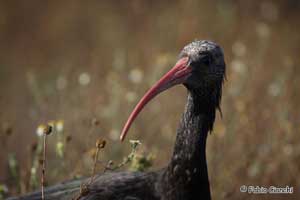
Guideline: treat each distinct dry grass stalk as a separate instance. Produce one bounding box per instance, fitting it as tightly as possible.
[41,125,52,200]
[73,138,106,200]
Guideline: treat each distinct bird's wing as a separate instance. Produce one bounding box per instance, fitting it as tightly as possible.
[7,171,161,200]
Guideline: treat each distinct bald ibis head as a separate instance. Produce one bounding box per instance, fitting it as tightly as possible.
[120,40,225,141]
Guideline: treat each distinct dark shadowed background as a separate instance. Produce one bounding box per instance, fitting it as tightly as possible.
[0,0,299,199]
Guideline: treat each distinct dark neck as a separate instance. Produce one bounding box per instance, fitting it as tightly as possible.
[161,90,217,199]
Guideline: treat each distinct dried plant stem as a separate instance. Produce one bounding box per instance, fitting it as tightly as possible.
[41,134,46,200]
[88,147,100,185]
[103,160,114,173]
[104,140,141,171]
[40,125,52,200]
[73,139,106,200]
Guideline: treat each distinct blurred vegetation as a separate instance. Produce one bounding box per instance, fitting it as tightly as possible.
[0,0,299,199]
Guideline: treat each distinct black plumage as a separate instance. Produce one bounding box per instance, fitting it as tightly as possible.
[9,40,225,200]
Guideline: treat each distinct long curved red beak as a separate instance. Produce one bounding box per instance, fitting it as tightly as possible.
[120,57,191,141]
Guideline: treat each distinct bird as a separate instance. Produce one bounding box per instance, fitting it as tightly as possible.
[10,40,225,200]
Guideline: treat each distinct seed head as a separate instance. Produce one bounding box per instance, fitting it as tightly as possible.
[96,139,106,149]
[91,118,100,126]
[43,125,52,135]
[66,135,72,143]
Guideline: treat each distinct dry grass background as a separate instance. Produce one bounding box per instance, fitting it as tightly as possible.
[0,0,299,199]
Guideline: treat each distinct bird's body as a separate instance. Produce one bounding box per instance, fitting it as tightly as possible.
[13,171,160,200]
[10,40,225,200]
